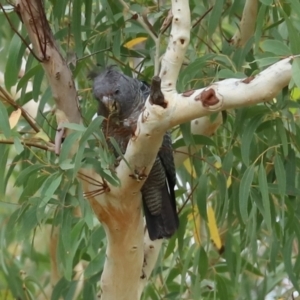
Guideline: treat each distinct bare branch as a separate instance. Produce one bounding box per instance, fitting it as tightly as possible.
[0,3,43,62]
[231,0,258,48]
[0,86,40,133]
[16,0,81,128]
[119,0,158,42]
[0,138,54,151]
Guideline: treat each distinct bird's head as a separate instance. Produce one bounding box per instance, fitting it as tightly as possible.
[92,67,140,122]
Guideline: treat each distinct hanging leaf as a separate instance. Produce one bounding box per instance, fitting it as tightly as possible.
[239,165,255,223]
[258,163,272,232]
[207,204,222,250]
[124,37,148,49]
[8,108,21,129]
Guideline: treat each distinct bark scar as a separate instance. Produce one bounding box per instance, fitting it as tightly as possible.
[195,88,222,109]
[129,167,148,181]
[242,76,255,84]
[182,89,195,97]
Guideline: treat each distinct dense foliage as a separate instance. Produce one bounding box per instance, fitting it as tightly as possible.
[1,0,300,299]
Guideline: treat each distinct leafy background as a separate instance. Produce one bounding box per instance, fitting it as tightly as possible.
[1,0,300,299]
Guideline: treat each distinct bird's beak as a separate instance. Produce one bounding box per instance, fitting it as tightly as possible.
[102,96,118,113]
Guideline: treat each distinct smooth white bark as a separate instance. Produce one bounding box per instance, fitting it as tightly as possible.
[231,0,258,47]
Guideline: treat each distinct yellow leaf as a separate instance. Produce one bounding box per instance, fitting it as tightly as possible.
[183,159,196,178]
[291,87,300,101]
[214,161,221,169]
[227,169,232,188]
[194,212,201,245]
[35,131,50,142]
[0,290,14,299]
[188,207,201,245]
[207,204,222,250]
[9,108,21,129]
[123,37,147,49]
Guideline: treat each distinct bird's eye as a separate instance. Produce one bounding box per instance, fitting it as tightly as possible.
[114,89,119,95]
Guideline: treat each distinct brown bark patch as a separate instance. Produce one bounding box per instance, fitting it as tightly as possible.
[195,89,220,107]
[242,76,255,84]
[182,89,195,97]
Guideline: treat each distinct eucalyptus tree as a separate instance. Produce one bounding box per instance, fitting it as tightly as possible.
[0,0,300,299]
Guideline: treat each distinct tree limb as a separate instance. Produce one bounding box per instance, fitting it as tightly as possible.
[0,86,40,133]
[231,0,258,48]
[16,0,81,128]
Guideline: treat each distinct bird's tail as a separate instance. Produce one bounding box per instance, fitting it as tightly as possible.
[143,184,179,241]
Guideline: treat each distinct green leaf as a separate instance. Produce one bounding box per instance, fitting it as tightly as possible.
[13,137,24,154]
[258,163,272,232]
[283,234,300,292]
[208,0,224,36]
[274,154,286,198]
[0,101,11,138]
[73,116,104,178]
[17,64,42,92]
[15,164,44,187]
[32,66,44,101]
[39,173,63,207]
[59,131,82,167]
[65,219,85,281]
[292,59,300,89]
[260,40,291,56]
[4,34,22,89]
[260,0,272,5]
[198,247,208,278]
[239,165,255,223]
[84,247,106,278]
[241,115,263,166]
[197,174,208,221]
[275,118,288,157]
[0,145,9,196]
[173,134,216,149]
[62,123,86,131]
[281,7,300,54]
[112,30,121,58]
[72,0,83,57]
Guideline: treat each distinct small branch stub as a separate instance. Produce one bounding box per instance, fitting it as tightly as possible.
[149,76,166,108]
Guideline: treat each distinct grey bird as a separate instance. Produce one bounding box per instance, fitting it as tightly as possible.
[92,67,179,240]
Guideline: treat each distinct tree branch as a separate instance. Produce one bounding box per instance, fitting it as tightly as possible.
[16,0,81,128]
[0,138,54,152]
[231,0,258,48]
[0,86,40,133]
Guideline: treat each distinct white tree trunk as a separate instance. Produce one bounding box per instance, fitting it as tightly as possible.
[231,0,258,47]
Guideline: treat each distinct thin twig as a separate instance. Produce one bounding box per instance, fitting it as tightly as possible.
[0,86,40,133]
[119,0,158,42]
[177,182,198,214]
[0,139,54,151]
[0,3,42,62]
[141,9,157,38]
[77,47,111,62]
[160,9,173,35]
[192,6,213,29]
[154,34,161,76]
[77,172,104,187]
